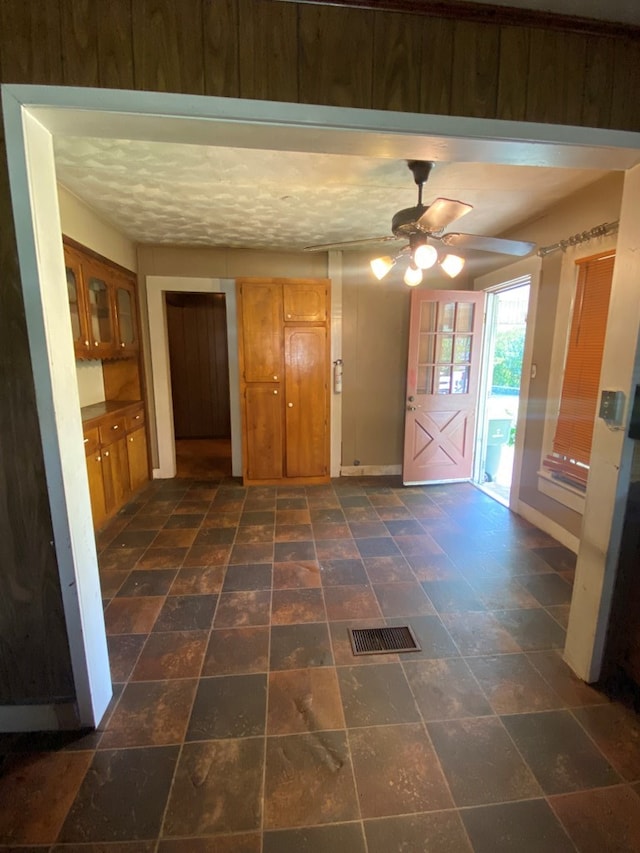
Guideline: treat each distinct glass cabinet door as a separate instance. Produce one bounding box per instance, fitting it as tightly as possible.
[87,274,113,348]
[65,252,90,356]
[115,283,137,351]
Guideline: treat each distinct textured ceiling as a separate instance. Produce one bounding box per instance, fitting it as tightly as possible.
[53,137,607,261]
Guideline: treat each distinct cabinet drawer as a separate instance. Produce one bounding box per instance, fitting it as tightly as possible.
[99,415,127,446]
[125,407,145,432]
[83,426,100,456]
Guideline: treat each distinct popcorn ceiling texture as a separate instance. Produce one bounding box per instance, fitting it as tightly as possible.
[53,137,606,252]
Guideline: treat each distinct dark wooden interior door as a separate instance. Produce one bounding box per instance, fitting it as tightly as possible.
[166,292,231,439]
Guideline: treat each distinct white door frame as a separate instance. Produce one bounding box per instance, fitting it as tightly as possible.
[2,84,640,727]
[473,259,541,512]
[147,276,242,479]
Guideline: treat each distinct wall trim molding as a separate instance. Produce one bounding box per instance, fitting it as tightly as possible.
[341,464,402,476]
[517,500,580,553]
[0,702,80,733]
[283,0,640,38]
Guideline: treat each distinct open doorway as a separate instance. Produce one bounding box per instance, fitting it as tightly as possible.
[165,291,232,479]
[474,279,531,507]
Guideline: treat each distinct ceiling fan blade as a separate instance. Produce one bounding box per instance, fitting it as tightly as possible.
[303,235,400,252]
[417,198,473,232]
[441,233,536,256]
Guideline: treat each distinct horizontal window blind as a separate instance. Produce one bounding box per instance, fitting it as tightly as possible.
[544,252,615,489]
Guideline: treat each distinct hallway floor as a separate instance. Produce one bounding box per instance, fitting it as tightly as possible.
[1,478,640,851]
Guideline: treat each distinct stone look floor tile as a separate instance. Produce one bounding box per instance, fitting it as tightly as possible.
[131,630,208,681]
[267,667,345,734]
[427,717,541,806]
[163,739,264,836]
[502,709,621,794]
[549,785,640,853]
[7,478,640,851]
[263,731,359,829]
[0,751,92,845]
[348,723,453,817]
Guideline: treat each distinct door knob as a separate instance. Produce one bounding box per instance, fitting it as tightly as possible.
[287,402,293,408]
[408,395,415,402]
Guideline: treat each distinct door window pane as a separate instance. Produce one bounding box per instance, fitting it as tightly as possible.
[438,302,455,332]
[417,366,433,395]
[436,335,453,363]
[437,366,452,394]
[454,335,472,363]
[420,301,438,333]
[66,267,80,339]
[419,333,436,364]
[456,302,474,332]
[452,366,470,394]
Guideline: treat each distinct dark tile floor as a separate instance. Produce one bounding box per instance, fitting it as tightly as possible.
[2,478,640,852]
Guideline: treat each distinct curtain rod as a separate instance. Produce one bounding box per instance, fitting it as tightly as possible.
[537,221,619,257]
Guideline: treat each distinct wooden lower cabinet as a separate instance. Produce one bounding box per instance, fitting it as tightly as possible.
[244,384,283,480]
[127,427,149,492]
[86,450,108,530]
[82,401,149,529]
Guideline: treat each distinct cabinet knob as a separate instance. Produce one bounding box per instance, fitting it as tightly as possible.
[287,313,292,319]
[104,451,109,457]
[84,340,89,347]
[83,438,89,444]
[129,437,134,442]
[96,455,101,462]
[134,415,140,420]
[273,375,278,380]
[94,341,99,347]
[112,424,119,430]
[273,389,278,395]
[287,402,293,408]
[120,342,125,347]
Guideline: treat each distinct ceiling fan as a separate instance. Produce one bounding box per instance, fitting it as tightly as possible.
[304,160,536,286]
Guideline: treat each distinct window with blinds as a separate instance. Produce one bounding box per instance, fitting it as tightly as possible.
[543,252,615,489]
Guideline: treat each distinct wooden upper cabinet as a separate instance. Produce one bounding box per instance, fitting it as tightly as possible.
[84,258,116,358]
[113,273,139,356]
[283,281,328,323]
[64,247,92,359]
[239,280,284,381]
[63,238,139,361]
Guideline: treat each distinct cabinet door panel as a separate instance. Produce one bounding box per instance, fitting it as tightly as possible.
[283,281,328,323]
[239,281,283,381]
[102,438,130,511]
[86,452,108,530]
[64,249,91,358]
[245,384,283,480]
[85,259,115,357]
[284,326,328,477]
[127,427,149,492]
[114,276,139,356]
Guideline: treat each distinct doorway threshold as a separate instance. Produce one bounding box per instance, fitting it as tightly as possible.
[474,480,510,508]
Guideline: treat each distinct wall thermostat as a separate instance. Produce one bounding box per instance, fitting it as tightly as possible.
[599,389,625,426]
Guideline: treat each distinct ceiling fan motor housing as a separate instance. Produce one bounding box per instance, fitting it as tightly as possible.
[391,206,429,237]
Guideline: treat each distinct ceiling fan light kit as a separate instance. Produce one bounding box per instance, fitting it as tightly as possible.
[304,160,536,285]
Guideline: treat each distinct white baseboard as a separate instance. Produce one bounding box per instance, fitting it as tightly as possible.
[0,702,80,732]
[340,464,402,477]
[517,500,580,554]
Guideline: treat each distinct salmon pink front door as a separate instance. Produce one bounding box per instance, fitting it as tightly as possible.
[403,289,485,484]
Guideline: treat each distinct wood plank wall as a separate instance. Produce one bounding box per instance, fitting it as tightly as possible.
[0,0,638,706]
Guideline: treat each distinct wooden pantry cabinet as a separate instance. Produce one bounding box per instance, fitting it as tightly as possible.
[237,278,330,485]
